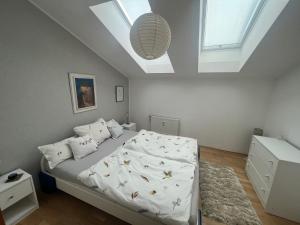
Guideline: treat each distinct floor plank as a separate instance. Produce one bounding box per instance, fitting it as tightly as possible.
[18,191,129,225]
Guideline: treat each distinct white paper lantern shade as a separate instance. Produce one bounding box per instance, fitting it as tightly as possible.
[130,13,171,60]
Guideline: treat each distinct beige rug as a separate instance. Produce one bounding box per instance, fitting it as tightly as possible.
[199,161,262,225]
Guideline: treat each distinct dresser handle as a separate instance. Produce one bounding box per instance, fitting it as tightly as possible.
[8,195,14,200]
[264,175,270,180]
[261,188,266,193]
[267,160,274,166]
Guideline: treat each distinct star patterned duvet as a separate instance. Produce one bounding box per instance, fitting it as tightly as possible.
[123,129,198,165]
[78,146,196,225]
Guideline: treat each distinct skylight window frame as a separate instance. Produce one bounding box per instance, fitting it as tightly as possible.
[201,0,266,51]
[114,0,133,26]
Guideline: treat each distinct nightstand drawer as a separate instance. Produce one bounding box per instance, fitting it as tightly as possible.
[0,179,33,210]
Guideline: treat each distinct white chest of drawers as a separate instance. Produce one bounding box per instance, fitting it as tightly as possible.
[246,136,300,223]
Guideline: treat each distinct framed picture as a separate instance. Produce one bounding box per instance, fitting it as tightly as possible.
[69,73,97,113]
[115,86,124,102]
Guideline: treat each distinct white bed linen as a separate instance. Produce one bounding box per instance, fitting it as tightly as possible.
[78,146,195,225]
[123,130,198,165]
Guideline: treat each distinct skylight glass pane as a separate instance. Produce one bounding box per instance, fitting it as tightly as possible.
[203,0,263,50]
[117,0,151,25]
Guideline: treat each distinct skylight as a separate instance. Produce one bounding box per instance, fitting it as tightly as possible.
[90,0,174,74]
[198,0,288,73]
[202,0,265,50]
[115,0,151,26]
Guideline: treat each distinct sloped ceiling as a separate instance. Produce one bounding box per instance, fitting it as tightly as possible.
[28,0,300,78]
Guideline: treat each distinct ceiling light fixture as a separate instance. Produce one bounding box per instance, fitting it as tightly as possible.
[130,13,171,60]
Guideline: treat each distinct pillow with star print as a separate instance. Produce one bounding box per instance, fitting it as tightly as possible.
[38,137,75,169]
[106,119,124,139]
[68,135,98,160]
[73,118,111,145]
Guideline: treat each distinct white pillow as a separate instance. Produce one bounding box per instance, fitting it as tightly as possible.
[106,119,121,128]
[73,118,111,144]
[68,135,98,160]
[38,137,75,169]
[106,119,124,138]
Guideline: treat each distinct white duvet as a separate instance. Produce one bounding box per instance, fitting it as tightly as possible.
[78,146,195,225]
[123,130,198,165]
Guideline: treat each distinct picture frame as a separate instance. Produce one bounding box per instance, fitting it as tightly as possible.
[115,86,124,102]
[69,73,97,113]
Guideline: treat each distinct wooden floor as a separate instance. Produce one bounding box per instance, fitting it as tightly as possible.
[18,190,129,225]
[18,147,299,225]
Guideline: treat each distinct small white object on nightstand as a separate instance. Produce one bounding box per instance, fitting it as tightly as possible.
[0,169,39,225]
[122,122,136,131]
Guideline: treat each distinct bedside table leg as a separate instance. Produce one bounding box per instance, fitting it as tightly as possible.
[0,210,5,225]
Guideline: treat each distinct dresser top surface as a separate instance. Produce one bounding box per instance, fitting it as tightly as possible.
[254,136,300,163]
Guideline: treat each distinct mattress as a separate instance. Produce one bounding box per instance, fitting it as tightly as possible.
[44,130,199,224]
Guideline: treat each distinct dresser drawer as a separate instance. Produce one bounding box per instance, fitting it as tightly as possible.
[257,140,278,173]
[248,141,256,159]
[0,179,33,210]
[249,138,278,185]
[246,160,269,205]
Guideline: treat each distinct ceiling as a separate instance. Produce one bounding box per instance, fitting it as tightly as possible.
[28,0,300,78]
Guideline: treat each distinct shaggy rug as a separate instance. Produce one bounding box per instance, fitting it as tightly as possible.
[199,161,262,225]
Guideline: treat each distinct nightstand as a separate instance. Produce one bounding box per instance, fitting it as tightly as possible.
[122,122,136,131]
[0,169,39,225]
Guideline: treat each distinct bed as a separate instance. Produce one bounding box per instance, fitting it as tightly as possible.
[41,130,200,225]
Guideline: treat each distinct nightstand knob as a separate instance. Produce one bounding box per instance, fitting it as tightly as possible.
[8,195,14,200]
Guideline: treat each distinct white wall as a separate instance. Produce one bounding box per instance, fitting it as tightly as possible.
[264,66,300,148]
[129,78,274,154]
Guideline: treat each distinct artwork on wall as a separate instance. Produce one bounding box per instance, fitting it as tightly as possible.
[69,73,97,113]
[115,86,124,102]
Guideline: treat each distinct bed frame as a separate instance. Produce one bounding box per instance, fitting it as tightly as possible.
[41,157,201,225]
